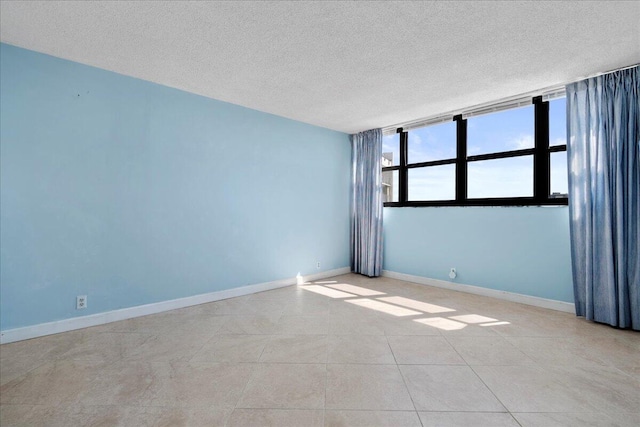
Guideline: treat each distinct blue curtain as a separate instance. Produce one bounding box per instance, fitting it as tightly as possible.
[566,65,639,330]
[351,129,384,277]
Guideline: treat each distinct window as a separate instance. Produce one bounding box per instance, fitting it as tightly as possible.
[382,96,568,206]
[467,156,533,198]
[406,121,457,202]
[548,97,569,198]
[409,164,456,201]
[381,133,400,202]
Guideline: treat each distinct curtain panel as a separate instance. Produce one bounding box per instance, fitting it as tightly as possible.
[351,129,384,277]
[566,65,639,330]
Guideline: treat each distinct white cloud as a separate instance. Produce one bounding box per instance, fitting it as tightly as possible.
[510,134,534,150]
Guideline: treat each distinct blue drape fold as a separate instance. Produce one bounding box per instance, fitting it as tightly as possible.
[351,129,384,277]
[566,65,640,330]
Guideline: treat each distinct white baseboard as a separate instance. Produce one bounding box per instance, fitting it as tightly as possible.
[0,267,351,344]
[382,270,575,314]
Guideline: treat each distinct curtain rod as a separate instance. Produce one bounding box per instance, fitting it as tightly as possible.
[381,63,639,135]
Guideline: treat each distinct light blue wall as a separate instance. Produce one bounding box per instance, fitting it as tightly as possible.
[383,206,574,303]
[0,43,351,330]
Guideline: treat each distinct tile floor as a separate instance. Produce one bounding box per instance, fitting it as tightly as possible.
[1,273,638,426]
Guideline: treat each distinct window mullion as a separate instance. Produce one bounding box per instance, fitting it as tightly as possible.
[398,128,408,204]
[455,115,467,202]
[533,96,550,203]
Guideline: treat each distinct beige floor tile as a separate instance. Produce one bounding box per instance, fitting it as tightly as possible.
[275,315,329,335]
[240,298,288,315]
[216,314,281,335]
[527,314,626,338]
[489,314,582,337]
[419,411,519,427]
[400,365,506,412]
[0,332,87,386]
[190,334,271,363]
[237,364,326,409]
[379,316,443,335]
[104,310,228,335]
[326,364,414,410]
[0,360,105,406]
[248,287,301,301]
[124,406,232,427]
[472,365,596,412]
[544,364,640,413]
[388,336,465,365]
[0,356,48,387]
[122,333,210,362]
[512,412,626,427]
[446,335,533,365]
[0,330,82,362]
[281,298,330,316]
[506,336,610,367]
[0,404,88,427]
[259,335,328,363]
[0,404,232,427]
[227,409,324,427]
[605,412,640,426]
[328,314,386,335]
[422,317,503,336]
[617,365,640,380]
[328,302,383,319]
[580,335,640,367]
[78,361,167,406]
[325,410,421,426]
[197,297,251,316]
[328,335,395,364]
[151,362,255,408]
[58,332,155,364]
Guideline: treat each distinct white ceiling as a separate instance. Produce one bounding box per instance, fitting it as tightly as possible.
[1,1,639,134]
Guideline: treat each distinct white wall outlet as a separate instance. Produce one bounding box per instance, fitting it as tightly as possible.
[449,268,457,279]
[316,261,321,269]
[76,295,87,310]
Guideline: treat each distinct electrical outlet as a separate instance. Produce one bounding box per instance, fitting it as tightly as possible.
[316,261,321,269]
[77,295,87,310]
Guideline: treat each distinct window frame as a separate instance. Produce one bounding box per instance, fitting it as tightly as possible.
[382,96,568,207]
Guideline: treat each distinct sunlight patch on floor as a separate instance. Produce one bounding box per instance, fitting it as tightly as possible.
[479,321,511,326]
[414,317,467,330]
[301,280,511,331]
[448,314,497,324]
[300,285,356,299]
[327,283,386,296]
[346,298,422,317]
[377,296,456,314]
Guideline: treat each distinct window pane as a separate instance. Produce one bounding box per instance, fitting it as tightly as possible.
[550,151,568,197]
[549,97,566,147]
[408,121,456,164]
[382,133,400,166]
[382,170,398,203]
[408,165,456,201]
[468,156,533,198]
[467,105,534,155]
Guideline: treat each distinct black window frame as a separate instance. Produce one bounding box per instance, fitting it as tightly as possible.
[383,96,568,207]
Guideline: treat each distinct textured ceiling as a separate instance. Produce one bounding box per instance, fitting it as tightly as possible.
[1,1,639,134]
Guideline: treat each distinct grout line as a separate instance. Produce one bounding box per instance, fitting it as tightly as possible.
[511,412,525,427]
[466,364,514,419]
[384,334,424,426]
